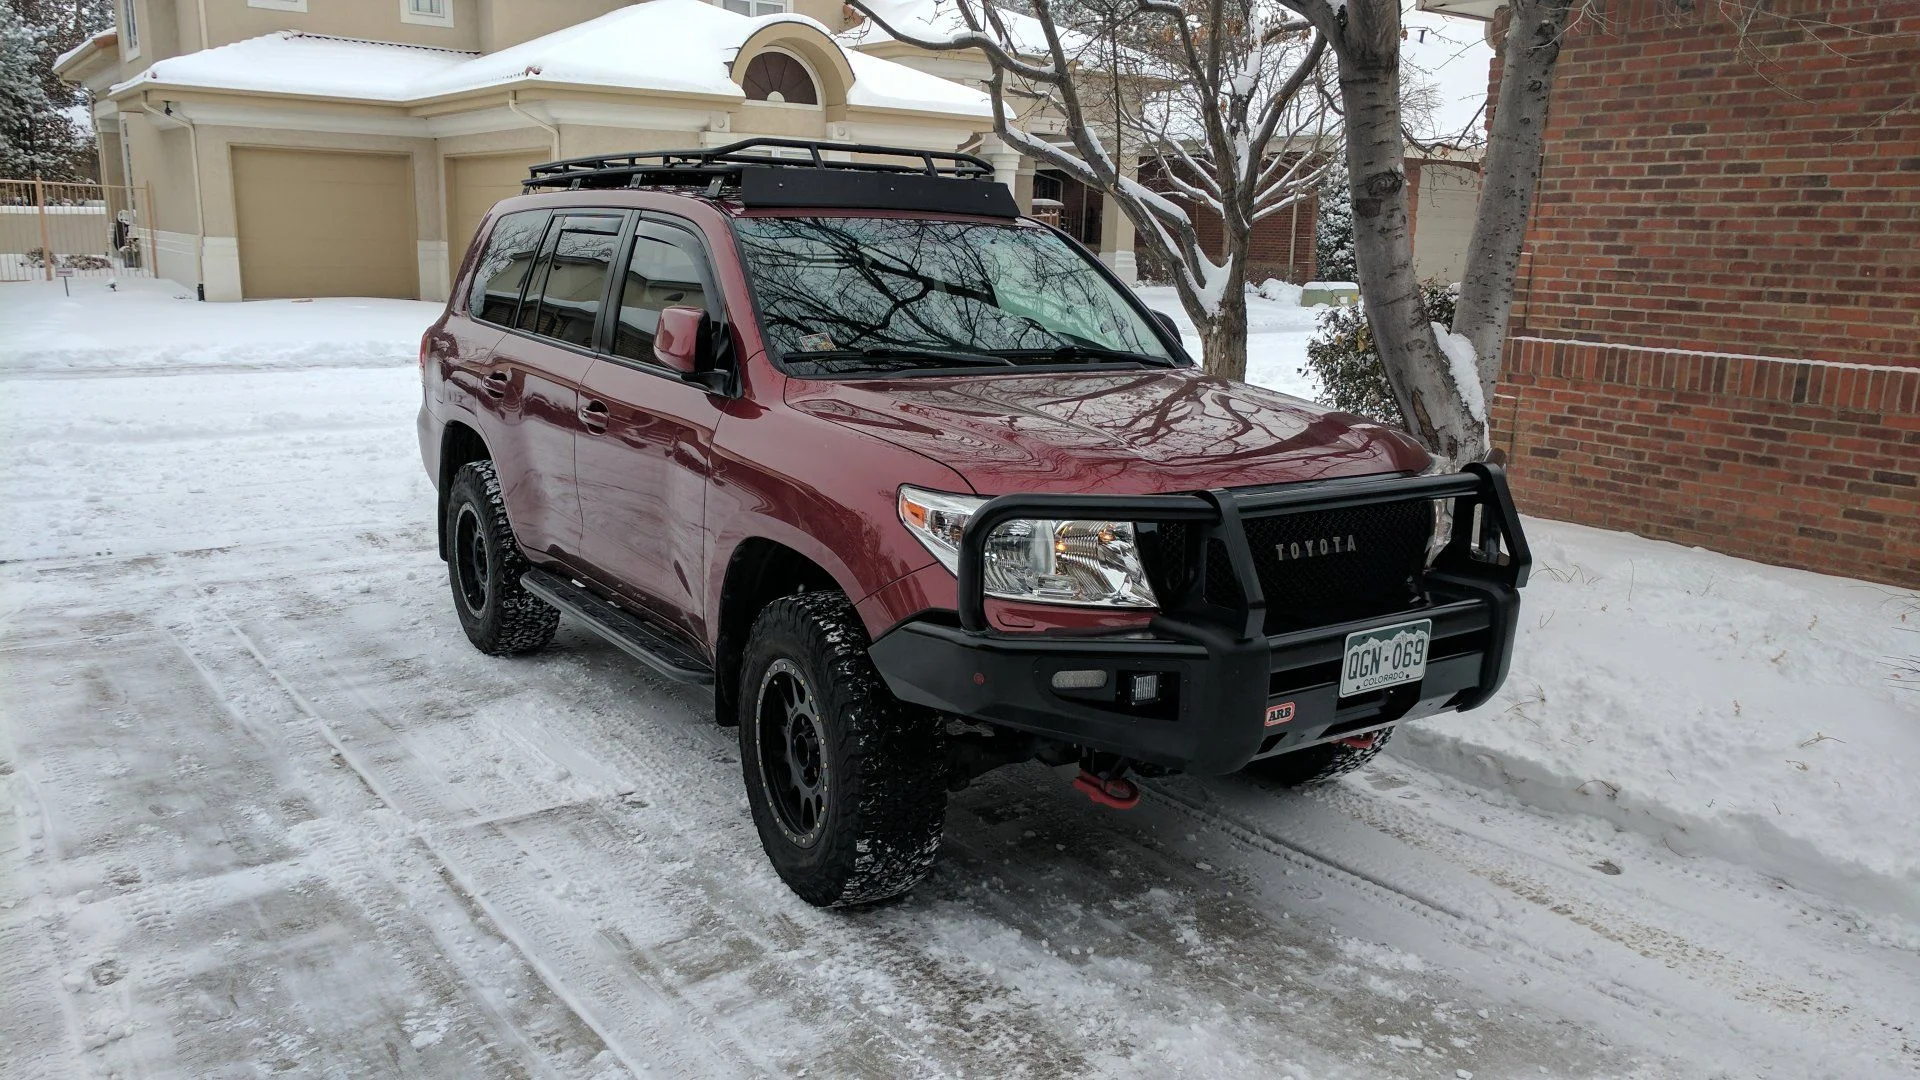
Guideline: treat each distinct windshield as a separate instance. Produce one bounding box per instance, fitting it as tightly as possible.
[730,215,1180,373]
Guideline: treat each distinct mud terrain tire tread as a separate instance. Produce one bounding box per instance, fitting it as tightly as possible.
[446,460,560,656]
[1244,727,1395,788]
[739,591,948,907]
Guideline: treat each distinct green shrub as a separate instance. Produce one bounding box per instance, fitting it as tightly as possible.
[1302,281,1457,427]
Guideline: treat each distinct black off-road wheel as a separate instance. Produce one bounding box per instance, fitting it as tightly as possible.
[445,460,560,656]
[1244,727,1395,788]
[739,592,948,907]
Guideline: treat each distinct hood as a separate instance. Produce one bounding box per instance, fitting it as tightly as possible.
[784,369,1430,495]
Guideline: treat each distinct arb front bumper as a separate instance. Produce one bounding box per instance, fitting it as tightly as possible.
[868,465,1531,776]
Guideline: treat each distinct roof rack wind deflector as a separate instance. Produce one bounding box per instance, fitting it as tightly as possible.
[521,137,1020,218]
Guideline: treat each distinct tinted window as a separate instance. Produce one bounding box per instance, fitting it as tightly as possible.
[612,232,708,363]
[468,209,549,325]
[519,215,622,347]
[730,216,1174,368]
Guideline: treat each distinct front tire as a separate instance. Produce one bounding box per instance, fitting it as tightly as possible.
[739,592,948,907]
[444,460,560,656]
[1244,727,1395,788]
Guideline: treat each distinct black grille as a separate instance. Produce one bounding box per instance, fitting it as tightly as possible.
[1245,500,1429,630]
[1141,500,1430,632]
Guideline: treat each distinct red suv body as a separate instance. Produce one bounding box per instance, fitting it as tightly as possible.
[419,141,1528,906]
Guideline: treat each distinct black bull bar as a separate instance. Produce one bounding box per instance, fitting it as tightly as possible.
[868,464,1532,775]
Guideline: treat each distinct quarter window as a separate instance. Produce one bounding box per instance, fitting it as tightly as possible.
[518,215,622,347]
[402,0,453,25]
[741,51,817,105]
[612,233,709,363]
[468,209,549,327]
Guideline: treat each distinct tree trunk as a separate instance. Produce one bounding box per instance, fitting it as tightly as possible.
[1451,0,1572,406]
[1199,219,1252,380]
[1201,276,1250,381]
[1336,0,1487,466]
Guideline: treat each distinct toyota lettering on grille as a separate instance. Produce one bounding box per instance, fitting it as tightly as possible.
[1275,534,1358,561]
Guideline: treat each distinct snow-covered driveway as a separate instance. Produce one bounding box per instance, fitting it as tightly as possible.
[3,282,1915,1079]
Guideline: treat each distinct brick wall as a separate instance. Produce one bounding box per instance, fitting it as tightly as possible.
[1497,340,1919,587]
[1491,0,1920,587]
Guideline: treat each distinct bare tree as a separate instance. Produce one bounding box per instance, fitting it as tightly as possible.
[1266,0,1571,466]
[845,0,1333,382]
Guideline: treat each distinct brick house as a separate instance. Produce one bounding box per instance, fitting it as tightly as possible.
[1423,0,1919,588]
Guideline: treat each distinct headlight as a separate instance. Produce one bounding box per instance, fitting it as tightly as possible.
[899,486,1159,608]
[1421,459,1455,566]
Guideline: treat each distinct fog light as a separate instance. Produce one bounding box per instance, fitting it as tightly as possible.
[1050,669,1108,691]
[1128,672,1161,705]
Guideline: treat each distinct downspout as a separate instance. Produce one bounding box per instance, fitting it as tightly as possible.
[145,99,207,299]
[507,91,560,158]
[196,0,209,50]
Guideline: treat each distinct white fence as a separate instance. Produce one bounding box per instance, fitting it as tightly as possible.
[1,179,157,281]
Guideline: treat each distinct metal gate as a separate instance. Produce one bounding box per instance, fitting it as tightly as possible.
[1,179,157,282]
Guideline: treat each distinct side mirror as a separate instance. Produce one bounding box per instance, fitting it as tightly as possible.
[1149,310,1181,340]
[653,305,704,374]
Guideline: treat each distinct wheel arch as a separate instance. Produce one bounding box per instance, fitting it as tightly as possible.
[437,420,491,560]
[713,537,841,726]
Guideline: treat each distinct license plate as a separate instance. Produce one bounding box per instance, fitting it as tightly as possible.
[1339,619,1431,698]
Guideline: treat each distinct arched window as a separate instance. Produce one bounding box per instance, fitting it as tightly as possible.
[742,51,818,105]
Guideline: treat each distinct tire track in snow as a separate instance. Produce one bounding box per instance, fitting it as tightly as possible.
[0,758,87,1080]
[218,612,774,1078]
[168,610,624,1079]
[1144,770,1917,1079]
[228,591,1103,1078]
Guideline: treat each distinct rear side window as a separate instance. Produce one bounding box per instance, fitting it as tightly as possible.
[612,231,709,362]
[468,209,549,326]
[517,214,623,347]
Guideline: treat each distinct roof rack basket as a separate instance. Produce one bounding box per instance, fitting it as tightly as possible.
[523,137,996,192]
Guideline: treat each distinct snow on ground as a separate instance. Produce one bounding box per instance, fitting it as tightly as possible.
[4,279,1919,1079]
[1401,521,1920,923]
[1136,282,1325,398]
[0,277,438,374]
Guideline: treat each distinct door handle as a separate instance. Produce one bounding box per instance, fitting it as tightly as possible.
[482,370,510,397]
[579,398,609,433]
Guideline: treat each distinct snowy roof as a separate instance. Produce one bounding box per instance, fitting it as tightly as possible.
[109,0,990,117]
[1401,8,1493,145]
[53,28,117,74]
[111,32,473,102]
[839,0,1071,58]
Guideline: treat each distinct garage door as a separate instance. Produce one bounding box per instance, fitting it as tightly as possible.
[232,147,416,300]
[446,151,546,280]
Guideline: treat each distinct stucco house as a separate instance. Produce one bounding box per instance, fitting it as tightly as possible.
[53,0,1494,303]
[51,0,1018,302]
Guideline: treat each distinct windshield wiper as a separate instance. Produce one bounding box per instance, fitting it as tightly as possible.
[997,346,1178,368]
[791,347,1017,371]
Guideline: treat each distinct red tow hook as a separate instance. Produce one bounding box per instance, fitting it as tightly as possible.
[1338,732,1381,749]
[1073,769,1141,810]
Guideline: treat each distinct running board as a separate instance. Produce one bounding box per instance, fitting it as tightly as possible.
[520,568,714,685]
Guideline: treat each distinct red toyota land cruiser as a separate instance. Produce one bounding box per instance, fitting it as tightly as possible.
[419,138,1529,908]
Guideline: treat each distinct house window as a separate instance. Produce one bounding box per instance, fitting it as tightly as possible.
[121,0,139,54]
[401,0,454,26]
[742,51,817,105]
[724,0,788,16]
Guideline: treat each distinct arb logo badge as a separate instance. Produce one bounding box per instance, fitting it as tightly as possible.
[1264,701,1296,727]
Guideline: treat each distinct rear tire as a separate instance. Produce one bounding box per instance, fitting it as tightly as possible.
[739,592,948,907]
[1244,727,1394,788]
[445,460,560,656]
